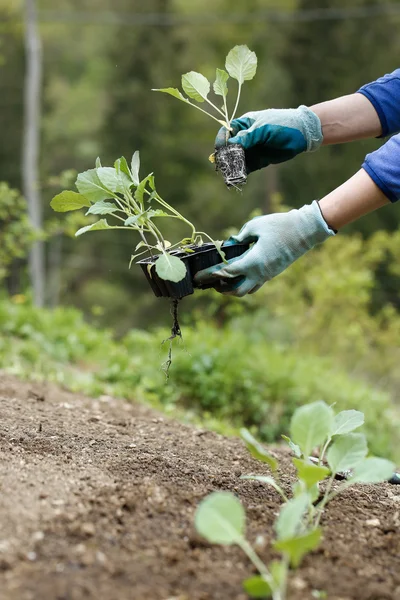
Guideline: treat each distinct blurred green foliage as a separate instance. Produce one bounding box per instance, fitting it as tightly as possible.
[0,297,398,462]
[0,182,36,283]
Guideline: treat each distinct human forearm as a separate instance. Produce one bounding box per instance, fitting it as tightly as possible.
[319,168,389,230]
[311,94,382,145]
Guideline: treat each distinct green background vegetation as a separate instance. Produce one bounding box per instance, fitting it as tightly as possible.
[1,0,400,462]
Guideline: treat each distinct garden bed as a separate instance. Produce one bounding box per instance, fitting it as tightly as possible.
[0,375,399,600]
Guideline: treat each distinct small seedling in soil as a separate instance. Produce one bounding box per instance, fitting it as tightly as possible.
[153,44,258,189]
[194,401,395,599]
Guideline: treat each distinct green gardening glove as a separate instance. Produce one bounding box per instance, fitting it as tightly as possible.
[215,106,323,174]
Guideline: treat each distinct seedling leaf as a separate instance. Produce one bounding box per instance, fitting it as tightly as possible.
[275,493,309,541]
[243,576,272,598]
[50,191,90,212]
[241,475,284,497]
[182,71,210,103]
[86,200,118,216]
[290,401,333,458]
[331,410,364,436]
[225,45,257,84]
[281,435,302,458]
[240,428,278,471]
[147,209,170,218]
[131,151,140,186]
[115,156,132,181]
[213,68,229,98]
[125,215,142,226]
[293,458,330,488]
[274,528,321,568]
[76,169,111,203]
[75,219,110,236]
[135,174,154,208]
[195,491,245,545]
[97,167,130,194]
[155,254,187,282]
[350,457,396,483]
[152,87,189,104]
[326,433,368,474]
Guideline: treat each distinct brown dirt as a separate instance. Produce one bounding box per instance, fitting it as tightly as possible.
[0,374,399,600]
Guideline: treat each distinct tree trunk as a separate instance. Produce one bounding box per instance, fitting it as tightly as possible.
[23,0,45,306]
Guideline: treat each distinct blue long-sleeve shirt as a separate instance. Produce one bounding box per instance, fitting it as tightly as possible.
[357,70,400,202]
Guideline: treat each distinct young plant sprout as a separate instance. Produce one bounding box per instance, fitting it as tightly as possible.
[195,401,395,599]
[50,152,224,286]
[153,45,258,188]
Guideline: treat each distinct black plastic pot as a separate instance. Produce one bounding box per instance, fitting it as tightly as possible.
[138,241,250,299]
[215,143,247,188]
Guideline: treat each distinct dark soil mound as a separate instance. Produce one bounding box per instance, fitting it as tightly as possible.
[0,375,399,600]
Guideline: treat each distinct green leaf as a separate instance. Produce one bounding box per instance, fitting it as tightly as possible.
[274,528,321,568]
[225,45,257,84]
[124,215,142,227]
[95,157,102,168]
[241,476,284,497]
[350,457,396,483]
[270,560,287,588]
[76,169,111,203]
[275,493,309,541]
[240,429,278,471]
[135,174,154,208]
[116,156,132,181]
[155,254,187,282]
[50,191,90,212]
[147,209,170,218]
[327,433,368,474]
[152,87,189,104]
[97,167,130,194]
[213,68,229,98]
[86,200,117,216]
[281,435,302,458]
[181,71,210,103]
[131,151,140,186]
[213,240,226,262]
[293,458,330,488]
[135,241,147,251]
[75,219,110,237]
[194,491,245,545]
[331,410,364,436]
[243,576,272,598]
[290,401,333,458]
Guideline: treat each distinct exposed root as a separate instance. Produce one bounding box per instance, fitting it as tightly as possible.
[161,298,182,379]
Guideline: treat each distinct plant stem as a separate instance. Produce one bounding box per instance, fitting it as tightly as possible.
[186,98,230,128]
[223,95,230,133]
[153,192,197,240]
[318,438,331,466]
[314,475,336,527]
[204,96,228,119]
[238,539,274,587]
[230,81,242,122]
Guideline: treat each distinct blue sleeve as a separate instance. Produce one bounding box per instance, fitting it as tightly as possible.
[357,70,400,137]
[363,134,400,202]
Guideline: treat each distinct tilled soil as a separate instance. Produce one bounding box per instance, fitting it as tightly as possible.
[0,374,399,600]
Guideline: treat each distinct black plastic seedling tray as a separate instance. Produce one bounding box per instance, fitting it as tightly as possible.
[138,241,250,299]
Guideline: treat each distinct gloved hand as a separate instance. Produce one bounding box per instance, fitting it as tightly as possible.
[194,201,335,297]
[215,106,323,174]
